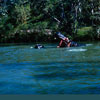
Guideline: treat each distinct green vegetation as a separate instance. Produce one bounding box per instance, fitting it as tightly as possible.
[74,27,96,41]
[0,0,100,43]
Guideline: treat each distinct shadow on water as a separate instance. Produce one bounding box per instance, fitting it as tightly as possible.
[24,61,99,80]
[1,61,99,82]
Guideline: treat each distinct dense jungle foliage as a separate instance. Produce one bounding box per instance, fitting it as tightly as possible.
[0,0,100,43]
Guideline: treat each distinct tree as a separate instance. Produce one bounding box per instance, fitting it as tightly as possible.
[14,0,31,30]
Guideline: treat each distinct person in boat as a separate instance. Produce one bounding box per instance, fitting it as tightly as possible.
[57,37,71,48]
[56,32,77,47]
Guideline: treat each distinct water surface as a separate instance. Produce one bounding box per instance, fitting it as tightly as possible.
[0,42,100,94]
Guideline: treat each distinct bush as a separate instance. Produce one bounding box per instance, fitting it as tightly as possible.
[74,27,96,41]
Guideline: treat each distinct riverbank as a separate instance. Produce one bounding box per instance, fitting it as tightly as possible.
[0,26,99,43]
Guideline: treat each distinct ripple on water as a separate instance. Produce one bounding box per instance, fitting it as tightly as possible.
[0,43,100,94]
[68,48,87,52]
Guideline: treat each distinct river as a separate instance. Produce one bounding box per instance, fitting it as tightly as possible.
[0,42,100,94]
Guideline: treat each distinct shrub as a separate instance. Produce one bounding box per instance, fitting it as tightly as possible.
[74,27,96,41]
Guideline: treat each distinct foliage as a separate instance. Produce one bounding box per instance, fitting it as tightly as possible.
[0,0,100,43]
[74,27,96,41]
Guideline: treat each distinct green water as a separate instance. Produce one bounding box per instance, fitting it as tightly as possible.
[0,42,100,94]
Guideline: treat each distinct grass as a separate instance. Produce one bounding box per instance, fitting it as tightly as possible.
[74,26,96,41]
[77,27,93,37]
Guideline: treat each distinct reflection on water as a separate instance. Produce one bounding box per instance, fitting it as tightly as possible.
[0,43,100,94]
